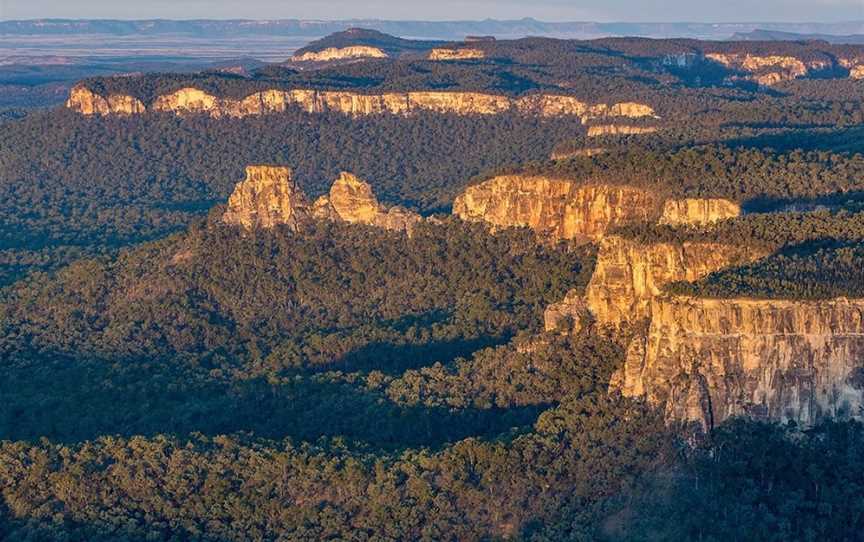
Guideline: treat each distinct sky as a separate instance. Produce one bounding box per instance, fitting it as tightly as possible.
[0,0,862,23]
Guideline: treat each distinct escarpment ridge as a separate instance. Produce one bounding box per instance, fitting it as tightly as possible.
[65,84,657,121]
[544,230,864,429]
[222,166,420,234]
[452,174,742,242]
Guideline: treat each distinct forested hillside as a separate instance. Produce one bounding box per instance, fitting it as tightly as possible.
[4,31,864,541]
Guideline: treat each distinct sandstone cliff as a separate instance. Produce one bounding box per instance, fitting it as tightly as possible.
[428,48,485,60]
[658,198,741,226]
[222,166,310,230]
[292,46,388,62]
[612,296,864,430]
[550,147,607,160]
[452,177,659,242]
[66,84,657,122]
[705,53,835,85]
[587,125,658,137]
[66,85,146,115]
[222,167,419,234]
[544,235,761,333]
[312,172,421,234]
[582,236,760,328]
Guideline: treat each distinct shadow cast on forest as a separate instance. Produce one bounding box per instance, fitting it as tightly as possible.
[0,353,542,451]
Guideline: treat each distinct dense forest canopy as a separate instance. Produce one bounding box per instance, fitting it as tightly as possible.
[0,108,587,285]
[481,144,864,204]
[4,31,864,540]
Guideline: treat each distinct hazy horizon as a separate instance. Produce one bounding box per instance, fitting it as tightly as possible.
[1,0,862,24]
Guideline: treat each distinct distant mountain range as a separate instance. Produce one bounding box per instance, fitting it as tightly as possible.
[730,29,864,44]
[2,18,864,41]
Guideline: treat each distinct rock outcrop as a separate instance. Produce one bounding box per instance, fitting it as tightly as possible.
[292,46,388,62]
[66,85,145,115]
[222,167,419,234]
[612,296,864,430]
[705,53,834,85]
[584,236,760,328]
[428,48,485,60]
[587,125,658,137]
[452,177,660,242]
[312,172,421,234]
[222,166,310,230]
[658,198,741,226]
[550,147,607,160]
[66,84,657,122]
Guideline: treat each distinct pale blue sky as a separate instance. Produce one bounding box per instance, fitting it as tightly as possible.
[0,0,862,22]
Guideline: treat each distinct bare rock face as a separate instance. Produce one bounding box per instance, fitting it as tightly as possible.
[612,296,864,430]
[705,53,831,85]
[587,125,658,137]
[550,147,607,160]
[452,176,659,242]
[292,46,388,62]
[312,172,420,234]
[658,198,741,226]
[66,84,145,116]
[66,86,657,122]
[325,172,382,223]
[222,167,419,234]
[222,166,310,230]
[428,48,485,60]
[544,235,762,334]
[581,236,763,329]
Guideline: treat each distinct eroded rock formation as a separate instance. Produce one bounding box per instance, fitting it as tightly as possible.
[658,198,741,226]
[428,48,485,60]
[453,177,660,242]
[292,46,389,62]
[312,172,421,234]
[66,85,146,115]
[612,296,864,430]
[222,166,310,230]
[705,53,836,85]
[66,84,657,122]
[222,167,419,234]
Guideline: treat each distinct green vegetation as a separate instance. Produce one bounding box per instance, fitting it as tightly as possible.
[668,239,864,299]
[4,33,864,540]
[0,109,585,285]
[486,145,864,204]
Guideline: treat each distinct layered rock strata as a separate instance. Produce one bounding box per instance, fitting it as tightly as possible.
[702,53,863,85]
[222,166,310,230]
[66,84,657,122]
